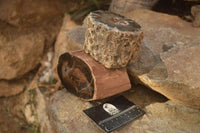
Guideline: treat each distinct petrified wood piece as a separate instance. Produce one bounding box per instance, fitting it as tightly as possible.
[57,50,131,100]
[84,10,143,68]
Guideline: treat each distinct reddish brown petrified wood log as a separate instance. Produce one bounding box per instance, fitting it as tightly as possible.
[57,50,131,100]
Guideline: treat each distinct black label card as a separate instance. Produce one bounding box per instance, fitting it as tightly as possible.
[83,96,145,133]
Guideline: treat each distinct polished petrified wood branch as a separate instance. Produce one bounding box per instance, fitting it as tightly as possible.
[84,10,143,68]
[57,50,131,100]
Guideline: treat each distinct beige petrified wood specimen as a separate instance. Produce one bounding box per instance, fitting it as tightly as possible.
[57,50,131,100]
[84,10,143,68]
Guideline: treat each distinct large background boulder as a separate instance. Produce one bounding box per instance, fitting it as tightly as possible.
[0,0,83,27]
[126,9,200,109]
[126,9,200,54]
[0,7,63,96]
[109,0,159,15]
[0,32,44,80]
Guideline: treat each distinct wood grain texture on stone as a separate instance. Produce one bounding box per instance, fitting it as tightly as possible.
[84,10,143,68]
[57,50,131,100]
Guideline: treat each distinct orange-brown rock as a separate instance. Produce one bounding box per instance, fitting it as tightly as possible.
[0,11,62,80]
[109,0,159,15]
[0,0,82,27]
[127,9,200,109]
[0,32,44,80]
[57,50,131,100]
[0,79,26,97]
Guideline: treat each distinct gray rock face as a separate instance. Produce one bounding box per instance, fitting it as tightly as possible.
[48,87,200,133]
[126,9,200,109]
[48,89,99,133]
[84,10,143,68]
[126,9,200,55]
[109,0,159,15]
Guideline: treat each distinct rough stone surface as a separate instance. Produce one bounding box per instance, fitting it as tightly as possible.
[0,0,82,27]
[0,79,26,97]
[36,86,54,133]
[125,9,200,55]
[84,10,143,68]
[0,13,62,81]
[0,89,35,133]
[116,101,200,133]
[48,86,200,133]
[109,0,159,15]
[126,9,200,109]
[22,69,57,133]
[0,32,44,80]
[48,89,98,133]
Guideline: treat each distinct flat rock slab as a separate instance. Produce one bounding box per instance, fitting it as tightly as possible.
[48,88,200,133]
[126,9,200,109]
[57,50,131,100]
[84,10,143,68]
[128,44,200,109]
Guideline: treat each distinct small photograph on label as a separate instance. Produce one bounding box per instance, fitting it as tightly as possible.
[103,103,120,115]
[83,96,145,133]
